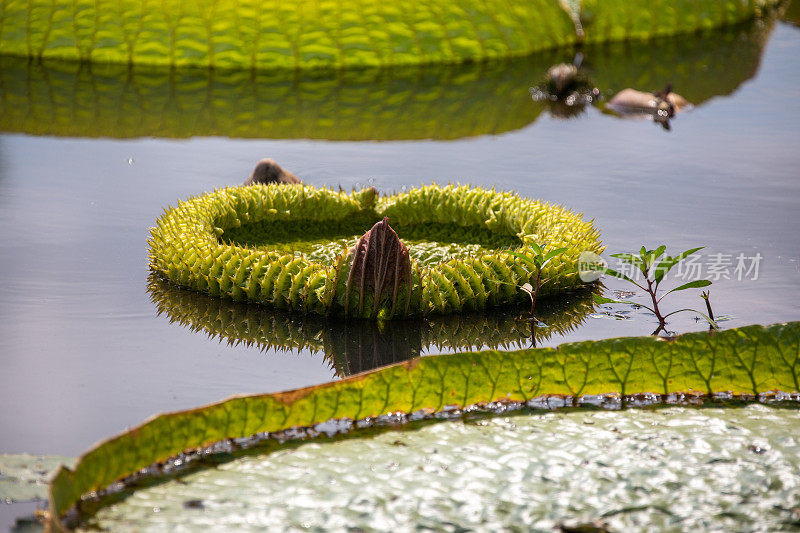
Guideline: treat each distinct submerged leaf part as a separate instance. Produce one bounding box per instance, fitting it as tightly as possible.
[48,322,800,524]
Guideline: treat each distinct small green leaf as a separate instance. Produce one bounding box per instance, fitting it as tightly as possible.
[665,279,712,295]
[610,252,639,264]
[543,247,569,263]
[592,294,618,304]
[646,245,667,272]
[589,266,637,284]
[654,247,704,283]
[506,250,538,269]
[592,294,636,305]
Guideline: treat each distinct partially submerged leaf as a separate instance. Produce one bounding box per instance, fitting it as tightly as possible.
[592,294,635,306]
[48,322,800,524]
[588,265,637,285]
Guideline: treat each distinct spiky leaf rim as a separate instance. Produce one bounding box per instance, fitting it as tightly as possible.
[147,184,604,319]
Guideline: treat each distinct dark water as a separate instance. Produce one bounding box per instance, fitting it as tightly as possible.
[0,16,799,458]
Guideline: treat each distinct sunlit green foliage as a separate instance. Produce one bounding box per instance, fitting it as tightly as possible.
[0,0,575,68]
[0,0,780,71]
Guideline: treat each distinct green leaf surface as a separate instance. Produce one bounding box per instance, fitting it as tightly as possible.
[49,322,800,522]
[0,0,781,70]
[589,266,637,285]
[666,279,713,295]
[0,0,576,69]
[506,250,539,270]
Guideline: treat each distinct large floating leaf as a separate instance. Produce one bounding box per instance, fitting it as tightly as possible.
[0,0,576,69]
[0,0,781,70]
[49,322,800,523]
[148,184,603,319]
[79,406,800,531]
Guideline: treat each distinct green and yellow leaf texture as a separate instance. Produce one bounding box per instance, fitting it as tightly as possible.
[48,322,800,523]
[0,0,782,70]
[148,184,603,319]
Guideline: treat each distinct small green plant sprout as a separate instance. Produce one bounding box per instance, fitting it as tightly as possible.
[701,289,715,322]
[506,242,568,321]
[587,245,719,334]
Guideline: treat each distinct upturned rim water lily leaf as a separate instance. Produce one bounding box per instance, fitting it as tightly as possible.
[48,322,800,526]
[147,184,603,319]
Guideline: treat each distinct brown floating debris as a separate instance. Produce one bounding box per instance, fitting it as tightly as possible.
[243,158,302,186]
[345,217,412,319]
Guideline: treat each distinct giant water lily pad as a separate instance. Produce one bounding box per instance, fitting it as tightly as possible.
[47,322,800,525]
[148,184,603,319]
[78,405,800,531]
[0,455,72,503]
[0,0,781,69]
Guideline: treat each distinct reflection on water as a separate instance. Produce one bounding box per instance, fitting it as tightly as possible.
[783,0,800,27]
[147,274,597,376]
[0,16,777,140]
[0,57,549,141]
[587,18,774,105]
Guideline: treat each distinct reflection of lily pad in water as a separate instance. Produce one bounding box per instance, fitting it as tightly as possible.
[0,16,775,140]
[147,274,597,376]
[0,56,548,140]
[782,0,800,26]
[587,16,776,106]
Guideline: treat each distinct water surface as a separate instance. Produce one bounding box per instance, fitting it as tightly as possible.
[0,18,798,459]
